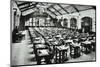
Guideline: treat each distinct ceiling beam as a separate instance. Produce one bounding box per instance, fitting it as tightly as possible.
[92,6,96,10]
[47,8,57,16]
[57,4,69,14]
[71,5,79,12]
[51,6,62,15]
[45,12,53,18]
[47,4,56,9]
[21,3,38,12]
[40,2,45,6]
[17,2,31,7]
[20,4,30,10]
[71,7,93,13]
[15,1,20,12]
[20,3,36,10]
[21,6,35,12]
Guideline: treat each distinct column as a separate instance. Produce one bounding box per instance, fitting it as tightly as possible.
[67,18,70,28]
[77,17,81,29]
[92,17,96,32]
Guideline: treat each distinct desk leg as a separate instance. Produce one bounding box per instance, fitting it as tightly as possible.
[55,47,57,63]
[61,51,64,63]
[37,57,41,65]
[59,51,61,63]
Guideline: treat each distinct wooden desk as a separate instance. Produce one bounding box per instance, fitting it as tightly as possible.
[37,49,49,56]
[33,40,45,44]
[36,49,51,64]
[80,37,86,42]
[56,45,69,63]
[82,41,91,44]
[90,40,96,51]
[34,41,41,44]
[64,40,73,43]
[48,38,54,42]
[35,44,47,49]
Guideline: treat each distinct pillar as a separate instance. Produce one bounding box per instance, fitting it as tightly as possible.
[67,18,70,28]
[77,17,81,29]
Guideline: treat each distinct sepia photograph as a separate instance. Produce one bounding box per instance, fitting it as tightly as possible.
[11,0,96,66]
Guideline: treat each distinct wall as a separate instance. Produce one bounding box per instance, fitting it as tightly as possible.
[56,9,96,32]
[11,0,21,31]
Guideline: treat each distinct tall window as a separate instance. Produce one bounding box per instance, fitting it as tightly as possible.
[70,18,77,29]
[81,17,92,33]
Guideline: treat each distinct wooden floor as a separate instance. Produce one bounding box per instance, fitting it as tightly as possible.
[11,30,95,66]
[11,30,36,65]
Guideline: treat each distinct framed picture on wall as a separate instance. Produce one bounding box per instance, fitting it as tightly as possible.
[11,0,96,67]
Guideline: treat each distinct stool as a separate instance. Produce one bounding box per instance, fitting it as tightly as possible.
[91,42,96,51]
[81,43,92,54]
[70,45,80,58]
[55,47,68,63]
[59,50,68,63]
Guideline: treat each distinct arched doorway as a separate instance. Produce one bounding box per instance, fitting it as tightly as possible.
[70,18,77,29]
[81,17,92,33]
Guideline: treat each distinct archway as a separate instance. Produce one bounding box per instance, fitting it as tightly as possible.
[81,17,92,33]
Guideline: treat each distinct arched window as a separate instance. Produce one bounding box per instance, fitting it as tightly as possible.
[63,18,68,28]
[70,18,77,29]
[81,17,92,33]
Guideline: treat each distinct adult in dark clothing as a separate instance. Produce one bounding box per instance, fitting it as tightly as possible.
[58,17,63,27]
[53,17,58,27]
[63,18,68,28]
[12,26,18,43]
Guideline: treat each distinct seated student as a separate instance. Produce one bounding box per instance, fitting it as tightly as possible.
[93,36,96,41]
[64,37,73,46]
[36,43,54,64]
[72,40,81,47]
[70,40,81,58]
[59,38,65,45]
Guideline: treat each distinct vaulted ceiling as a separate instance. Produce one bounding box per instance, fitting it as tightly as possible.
[15,1,96,17]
